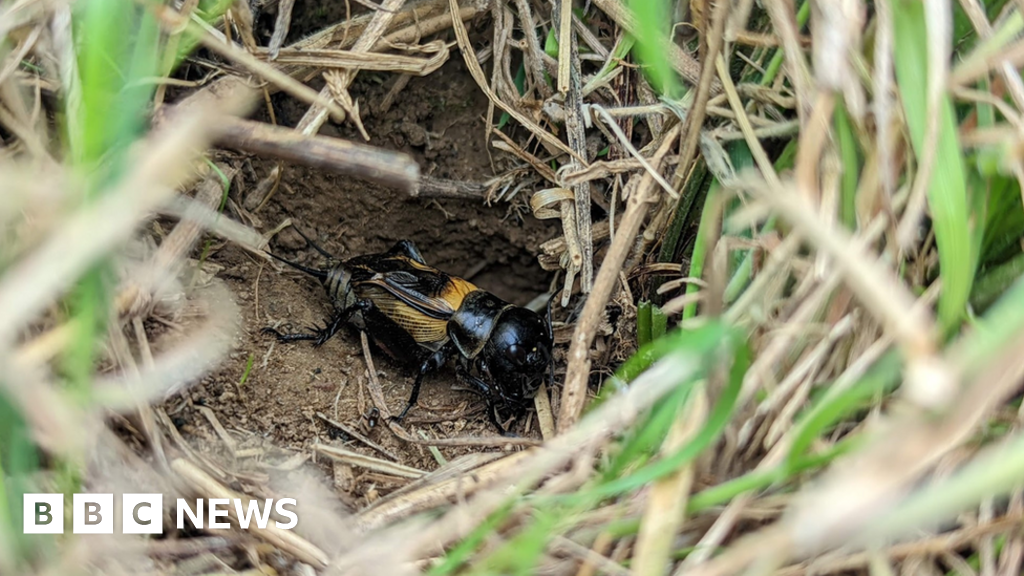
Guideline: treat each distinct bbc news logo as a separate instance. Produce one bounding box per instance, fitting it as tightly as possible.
[23,494,298,534]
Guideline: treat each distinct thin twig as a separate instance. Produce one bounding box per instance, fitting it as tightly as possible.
[556,124,681,433]
[316,411,400,461]
[314,443,425,478]
[671,0,730,190]
[268,0,297,59]
[215,118,420,193]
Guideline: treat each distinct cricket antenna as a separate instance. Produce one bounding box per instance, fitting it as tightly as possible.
[265,250,329,281]
[290,225,338,260]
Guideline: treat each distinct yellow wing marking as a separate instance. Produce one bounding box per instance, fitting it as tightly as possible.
[440,277,479,311]
[361,271,479,319]
[361,286,449,344]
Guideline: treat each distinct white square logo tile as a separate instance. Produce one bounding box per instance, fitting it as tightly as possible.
[23,494,63,534]
[123,494,163,534]
[73,493,113,534]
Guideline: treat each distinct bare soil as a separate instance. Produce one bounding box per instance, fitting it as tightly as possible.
[166,57,561,506]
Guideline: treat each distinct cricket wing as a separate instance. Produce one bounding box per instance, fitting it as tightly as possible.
[358,285,450,345]
[359,264,479,320]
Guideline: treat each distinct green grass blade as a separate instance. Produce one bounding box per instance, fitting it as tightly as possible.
[637,301,668,348]
[683,181,719,320]
[688,437,857,514]
[970,252,1024,313]
[428,501,516,576]
[760,0,811,86]
[786,351,901,469]
[892,0,974,333]
[0,387,44,568]
[956,271,1024,376]
[466,509,560,576]
[834,99,860,230]
[637,300,653,347]
[871,431,1024,541]
[628,0,679,95]
[724,139,798,304]
[601,377,695,480]
[585,338,750,499]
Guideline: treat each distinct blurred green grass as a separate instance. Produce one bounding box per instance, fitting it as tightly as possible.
[0,0,230,568]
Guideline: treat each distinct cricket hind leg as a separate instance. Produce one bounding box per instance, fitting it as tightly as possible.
[261,314,346,347]
[393,343,453,422]
[262,300,370,347]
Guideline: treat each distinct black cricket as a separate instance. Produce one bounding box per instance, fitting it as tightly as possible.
[263,227,554,435]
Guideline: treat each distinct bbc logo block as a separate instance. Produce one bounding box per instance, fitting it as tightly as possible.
[23,494,295,534]
[24,494,163,535]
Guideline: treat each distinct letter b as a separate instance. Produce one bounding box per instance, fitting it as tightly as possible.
[85,502,102,525]
[37,502,52,525]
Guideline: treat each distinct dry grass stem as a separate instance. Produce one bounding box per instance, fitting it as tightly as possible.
[558,124,681,433]
[356,451,534,530]
[446,0,582,162]
[556,0,573,93]
[672,0,730,190]
[532,187,583,306]
[268,0,297,58]
[117,164,239,318]
[633,384,708,576]
[762,0,814,120]
[266,44,450,75]
[589,0,719,92]
[316,411,400,460]
[174,10,347,121]
[560,9,595,294]
[589,104,679,199]
[732,176,935,360]
[0,90,252,345]
[533,382,556,440]
[314,443,426,478]
[295,0,408,136]
[215,118,420,192]
[158,193,266,250]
